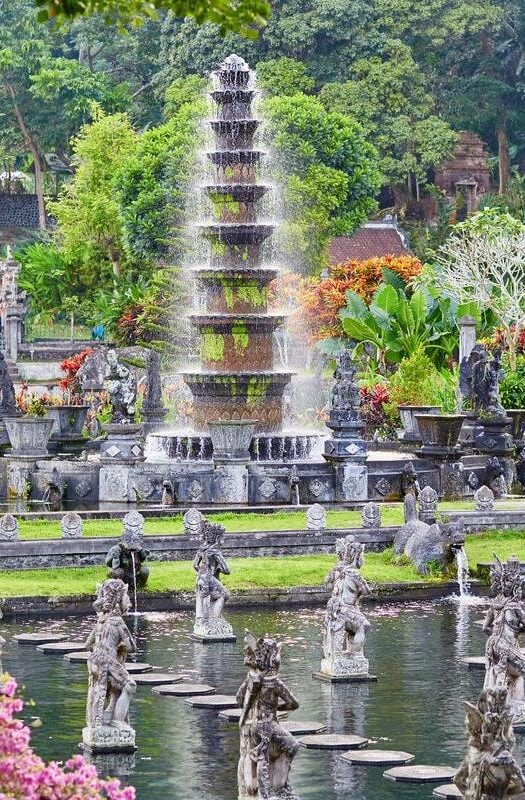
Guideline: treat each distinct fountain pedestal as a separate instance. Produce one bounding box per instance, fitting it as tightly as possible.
[82,725,136,754]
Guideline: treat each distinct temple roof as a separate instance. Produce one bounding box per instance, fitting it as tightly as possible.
[328,219,411,265]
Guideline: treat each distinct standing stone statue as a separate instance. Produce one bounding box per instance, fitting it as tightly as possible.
[192,520,235,642]
[362,503,381,528]
[460,344,506,418]
[61,511,83,538]
[315,535,374,682]
[483,555,525,725]
[82,579,137,753]
[105,513,149,591]
[306,503,326,531]
[104,349,136,424]
[454,689,525,799]
[237,632,300,800]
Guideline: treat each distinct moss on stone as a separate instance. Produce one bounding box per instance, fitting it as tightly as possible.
[201,328,225,362]
[246,375,271,406]
[232,320,250,352]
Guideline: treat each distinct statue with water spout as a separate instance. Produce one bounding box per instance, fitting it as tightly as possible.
[192,519,235,641]
[237,632,300,800]
[105,514,149,592]
[454,688,525,799]
[316,534,374,681]
[483,555,525,726]
[82,579,137,752]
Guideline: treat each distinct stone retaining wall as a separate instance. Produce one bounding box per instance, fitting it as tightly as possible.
[0,526,396,570]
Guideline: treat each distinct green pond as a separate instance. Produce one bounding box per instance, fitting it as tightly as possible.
[1,599,515,800]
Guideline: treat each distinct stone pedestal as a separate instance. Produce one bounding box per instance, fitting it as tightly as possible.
[7,455,40,499]
[100,424,145,465]
[213,462,248,504]
[473,416,513,456]
[99,464,130,503]
[82,724,136,754]
[190,627,236,644]
[209,419,257,462]
[4,417,54,457]
[314,655,377,683]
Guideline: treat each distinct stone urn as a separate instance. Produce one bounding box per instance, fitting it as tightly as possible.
[414,414,464,450]
[48,404,89,439]
[505,409,525,448]
[4,417,55,457]
[398,405,441,442]
[208,419,257,462]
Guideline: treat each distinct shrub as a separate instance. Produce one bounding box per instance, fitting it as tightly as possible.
[388,349,446,407]
[500,355,525,409]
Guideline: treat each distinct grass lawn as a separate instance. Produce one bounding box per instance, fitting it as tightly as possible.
[464,529,525,565]
[16,498,525,541]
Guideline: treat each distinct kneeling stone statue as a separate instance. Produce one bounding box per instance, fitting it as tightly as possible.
[82,579,137,753]
[315,535,376,682]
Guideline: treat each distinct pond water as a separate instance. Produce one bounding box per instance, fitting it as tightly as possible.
[2,599,519,800]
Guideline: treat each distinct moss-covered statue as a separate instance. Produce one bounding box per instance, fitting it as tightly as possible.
[105,511,149,591]
[237,632,300,800]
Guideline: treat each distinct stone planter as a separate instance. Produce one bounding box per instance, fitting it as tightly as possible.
[208,419,257,462]
[505,409,525,447]
[4,417,54,457]
[48,405,89,439]
[398,405,441,441]
[414,414,464,448]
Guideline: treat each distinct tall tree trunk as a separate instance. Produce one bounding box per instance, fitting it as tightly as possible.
[4,81,46,229]
[497,124,511,195]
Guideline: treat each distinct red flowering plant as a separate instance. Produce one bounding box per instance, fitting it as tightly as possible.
[59,348,94,402]
[0,675,135,800]
[359,383,398,441]
[15,384,50,417]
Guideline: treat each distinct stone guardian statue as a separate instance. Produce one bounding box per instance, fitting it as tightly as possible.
[192,520,235,642]
[315,534,375,682]
[82,579,137,753]
[104,349,137,424]
[237,632,300,800]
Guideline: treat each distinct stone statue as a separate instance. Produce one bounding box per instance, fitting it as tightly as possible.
[485,457,507,498]
[192,520,234,641]
[328,348,360,424]
[237,632,300,800]
[83,579,136,752]
[460,344,506,418]
[105,513,149,591]
[0,513,19,541]
[454,689,525,800]
[184,507,203,537]
[394,495,465,575]
[161,480,175,507]
[104,349,136,424]
[318,535,372,680]
[401,462,420,505]
[306,503,326,531]
[362,503,381,528]
[0,352,17,417]
[61,511,83,538]
[475,485,495,512]
[483,555,525,726]
[418,485,439,524]
[516,451,525,492]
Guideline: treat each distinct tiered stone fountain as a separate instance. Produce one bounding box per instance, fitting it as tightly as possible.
[182,54,292,435]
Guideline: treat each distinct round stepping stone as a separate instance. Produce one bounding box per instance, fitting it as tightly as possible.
[384,765,456,784]
[218,707,288,722]
[37,641,85,654]
[134,673,183,686]
[152,683,215,697]
[184,694,238,709]
[15,632,67,645]
[63,652,152,672]
[460,656,486,669]
[123,663,152,674]
[342,750,415,767]
[299,734,368,750]
[281,721,326,735]
[433,785,462,799]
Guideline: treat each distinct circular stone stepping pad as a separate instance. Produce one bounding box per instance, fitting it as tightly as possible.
[134,673,183,686]
[299,734,368,750]
[37,641,86,654]
[152,683,215,697]
[433,785,462,798]
[281,721,327,735]
[184,694,238,709]
[63,652,152,672]
[384,765,456,783]
[460,657,486,669]
[218,707,287,722]
[342,750,414,767]
[15,632,67,645]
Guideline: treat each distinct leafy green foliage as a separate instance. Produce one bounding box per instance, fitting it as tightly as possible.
[34,0,271,38]
[500,355,525,409]
[164,75,208,118]
[263,93,380,271]
[256,57,314,96]
[388,348,448,406]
